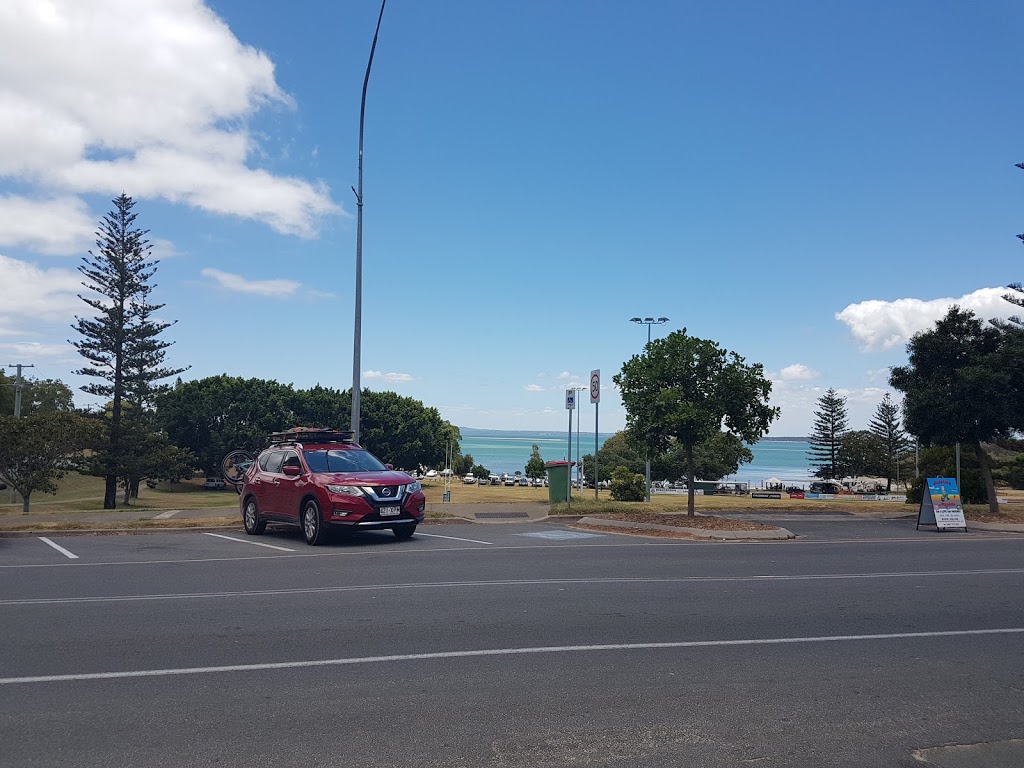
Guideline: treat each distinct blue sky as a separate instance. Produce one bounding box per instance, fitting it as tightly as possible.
[1,0,1022,436]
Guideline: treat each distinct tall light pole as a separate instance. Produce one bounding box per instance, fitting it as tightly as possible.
[629,316,669,502]
[350,0,387,444]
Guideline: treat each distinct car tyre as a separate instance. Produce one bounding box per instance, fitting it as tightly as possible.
[243,498,266,535]
[392,523,416,540]
[302,499,325,546]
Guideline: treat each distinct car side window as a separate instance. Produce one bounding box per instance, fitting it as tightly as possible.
[258,452,272,471]
[281,452,301,471]
[264,451,285,474]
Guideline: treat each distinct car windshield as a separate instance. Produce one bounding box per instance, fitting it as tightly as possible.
[302,448,387,473]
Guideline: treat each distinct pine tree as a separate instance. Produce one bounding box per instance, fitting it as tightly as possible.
[1004,161,1024,323]
[71,194,187,509]
[868,393,910,492]
[808,388,849,480]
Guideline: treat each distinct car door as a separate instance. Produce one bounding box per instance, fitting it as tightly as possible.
[275,450,304,521]
[255,450,285,514]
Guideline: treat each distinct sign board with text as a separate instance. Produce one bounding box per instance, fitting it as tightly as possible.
[917,477,967,532]
[590,369,600,403]
[565,390,575,410]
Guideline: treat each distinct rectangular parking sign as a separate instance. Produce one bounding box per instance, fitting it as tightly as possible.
[565,389,575,410]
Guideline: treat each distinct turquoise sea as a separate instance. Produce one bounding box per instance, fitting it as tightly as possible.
[458,430,815,486]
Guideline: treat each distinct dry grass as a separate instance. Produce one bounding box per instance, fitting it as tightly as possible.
[592,512,778,531]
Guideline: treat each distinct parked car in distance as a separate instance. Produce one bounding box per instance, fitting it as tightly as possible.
[425,469,438,478]
[488,474,501,486]
[503,475,516,486]
[439,468,453,476]
[463,474,477,485]
[204,477,225,490]
[239,428,425,545]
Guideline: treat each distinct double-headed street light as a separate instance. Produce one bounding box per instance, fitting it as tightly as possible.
[629,316,669,502]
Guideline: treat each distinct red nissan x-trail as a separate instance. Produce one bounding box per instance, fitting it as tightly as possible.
[240,429,426,545]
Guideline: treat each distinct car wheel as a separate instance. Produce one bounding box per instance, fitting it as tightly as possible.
[243,498,266,535]
[302,499,324,545]
[392,523,416,540]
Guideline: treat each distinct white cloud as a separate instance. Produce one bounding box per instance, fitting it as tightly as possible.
[0,0,341,241]
[0,254,82,333]
[364,371,415,383]
[0,341,70,358]
[0,195,95,255]
[200,267,299,297]
[774,363,819,381]
[836,287,1018,350]
[523,384,545,392]
[557,371,573,380]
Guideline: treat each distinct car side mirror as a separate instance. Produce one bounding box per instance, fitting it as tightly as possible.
[283,465,302,477]
[385,463,393,470]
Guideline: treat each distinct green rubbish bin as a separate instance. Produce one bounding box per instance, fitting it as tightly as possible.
[545,460,571,504]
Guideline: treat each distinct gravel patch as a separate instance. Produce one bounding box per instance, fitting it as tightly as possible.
[593,512,780,531]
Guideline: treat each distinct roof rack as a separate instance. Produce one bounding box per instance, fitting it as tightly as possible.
[269,428,356,446]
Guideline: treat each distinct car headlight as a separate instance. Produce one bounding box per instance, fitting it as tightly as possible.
[406,481,422,493]
[326,484,364,496]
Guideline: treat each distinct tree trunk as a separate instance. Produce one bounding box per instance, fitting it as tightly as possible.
[130,478,140,500]
[123,482,131,506]
[22,491,30,515]
[974,441,998,515]
[104,474,118,509]
[686,442,695,517]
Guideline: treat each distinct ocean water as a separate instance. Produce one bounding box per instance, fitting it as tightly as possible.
[458,431,814,486]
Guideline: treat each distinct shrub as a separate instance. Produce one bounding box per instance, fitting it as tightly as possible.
[610,467,646,502]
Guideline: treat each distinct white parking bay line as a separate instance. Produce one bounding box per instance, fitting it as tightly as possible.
[202,533,296,552]
[38,537,79,560]
[415,532,494,545]
[152,510,178,520]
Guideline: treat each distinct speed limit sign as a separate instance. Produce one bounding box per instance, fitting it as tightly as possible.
[590,369,600,403]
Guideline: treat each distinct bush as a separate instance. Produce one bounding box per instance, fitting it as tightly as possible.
[1002,457,1024,490]
[906,472,987,505]
[610,467,646,502]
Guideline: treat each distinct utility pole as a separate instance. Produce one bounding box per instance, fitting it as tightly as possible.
[629,317,668,502]
[5,363,35,417]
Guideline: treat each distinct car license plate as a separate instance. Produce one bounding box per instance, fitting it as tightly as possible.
[379,507,401,516]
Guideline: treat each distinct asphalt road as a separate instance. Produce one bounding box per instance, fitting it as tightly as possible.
[2,519,1023,767]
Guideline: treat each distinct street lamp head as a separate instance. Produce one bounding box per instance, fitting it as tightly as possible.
[657,317,669,324]
[644,317,654,323]
[629,317,642,323]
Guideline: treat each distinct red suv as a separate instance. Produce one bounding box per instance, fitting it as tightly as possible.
[240,429,426,545]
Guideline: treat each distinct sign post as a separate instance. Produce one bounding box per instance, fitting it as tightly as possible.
[565,389,575,510]
[917,477,968,532]
[590,369,600,500]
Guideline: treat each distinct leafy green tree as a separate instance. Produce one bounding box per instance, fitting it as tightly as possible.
[614,328,778,516]
[157,375,298,474]
[0,374,75,415]
[357,390,461,471]
[610,467,646,502]
[890,306,1011,514]
[109,404,195,504]
[71,194,186,508]
[0,412,99,513]
[470,463,492,480]
[579,432,643,483]
[837,430,886,480]
[452,452,474,476]
[868,393,910,491]
[905,444,987,505]
[656,432,753,482]
[524,444,546,478]
[808,388,849,480]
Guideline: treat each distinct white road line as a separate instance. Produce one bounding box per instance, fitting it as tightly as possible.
[151,511,178,520]
[202,532,296,552]
[3,627,1022,685]
[37,537,79,560]
[0,534,1019,570]
[414,532,494,545]
[4,568,1024,606]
